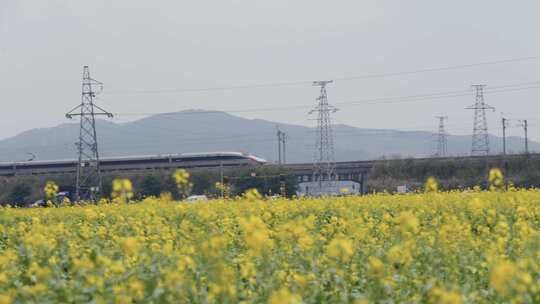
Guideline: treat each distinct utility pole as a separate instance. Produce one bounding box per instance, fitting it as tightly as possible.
[277,128,282,164]
[310,80,338,196]
[525,119,529,154]
[276,127,287,164]
[466,85,495,156]
[502,117,508,155]
[435,116,448,157]
[66,66,113,202]
[277,127,283,165]
[519,119,529,154]
[282,132,286,164]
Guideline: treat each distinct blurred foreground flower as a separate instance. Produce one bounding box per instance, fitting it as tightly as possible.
[43,181,59,201]
[172,169,193,199]
[488,168,505,191]
[111,178,133,203]
[424,176,439,193]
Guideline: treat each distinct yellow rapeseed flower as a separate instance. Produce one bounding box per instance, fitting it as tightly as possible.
[396,211,420,235]
[43,181,59,201]
[368,257,384,278]
[326,237,354,261]
[424,176,439,193]
[128,278,145,300]
[121,237,141,256]
[2,187,540,302]
[387,245,413,267]
[0,295,12,304]
[490,260,516,296]
[488,168,505,191]
[172,169,193,198]
[112,178,134,203]
[244,188,263,201]
[429,287,463,304]
[268,287,302,304]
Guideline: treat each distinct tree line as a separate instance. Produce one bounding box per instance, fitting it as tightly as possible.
[0,166,298,207]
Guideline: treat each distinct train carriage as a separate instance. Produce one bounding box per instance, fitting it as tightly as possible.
[0,152,267,176]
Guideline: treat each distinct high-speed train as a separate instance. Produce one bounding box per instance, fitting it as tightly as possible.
[0,152,267,176]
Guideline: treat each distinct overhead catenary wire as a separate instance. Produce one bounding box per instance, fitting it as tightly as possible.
[105,55,540,94]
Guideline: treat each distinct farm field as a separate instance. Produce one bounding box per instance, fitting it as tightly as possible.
[1,190,540,303]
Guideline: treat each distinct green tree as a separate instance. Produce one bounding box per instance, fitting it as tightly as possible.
[191,171,218,196]
[140,175,163,197]
[101,176,114,198]
[8,184,32,207]
[232,167,297,197]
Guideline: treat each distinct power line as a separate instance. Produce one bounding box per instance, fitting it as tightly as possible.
[334,56,540,81]
[104,55,540,95]
[339,82,540,106]
[110,81,540,117]
[5,83,532,157]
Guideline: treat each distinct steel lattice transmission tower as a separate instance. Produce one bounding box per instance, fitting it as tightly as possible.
[466,85,495,156]
[66,66,113,202]
[309,80,338,195]
[435,116,448,157]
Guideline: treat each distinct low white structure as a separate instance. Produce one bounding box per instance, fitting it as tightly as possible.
[297,180,361,197]
[396,185,409,194]
[185,195,208,203]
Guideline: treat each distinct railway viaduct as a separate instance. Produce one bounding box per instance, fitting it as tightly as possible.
[281,161,372,194]
[2,153,539,195]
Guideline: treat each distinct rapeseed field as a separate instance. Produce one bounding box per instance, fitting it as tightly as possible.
[1,189,540,303]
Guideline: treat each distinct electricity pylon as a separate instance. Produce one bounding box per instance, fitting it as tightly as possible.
[435,116,448,157]
[466,85,495,156]
[66,66,113,202]
[310,80,338,196]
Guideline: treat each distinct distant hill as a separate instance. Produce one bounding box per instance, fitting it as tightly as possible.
[0,110,537,163]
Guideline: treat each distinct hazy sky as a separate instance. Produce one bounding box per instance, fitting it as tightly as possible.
[1,0,539,143]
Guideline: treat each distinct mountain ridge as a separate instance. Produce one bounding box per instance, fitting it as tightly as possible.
[0,110,537,163]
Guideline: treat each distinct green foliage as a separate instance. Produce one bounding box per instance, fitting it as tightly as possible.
[369,155,540,192]
[139,175,164,197]
[231,166,297,197]
[518,170,540,188]
[190,171,219,196]
[101,176,113,198]
[7,183,32,207]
